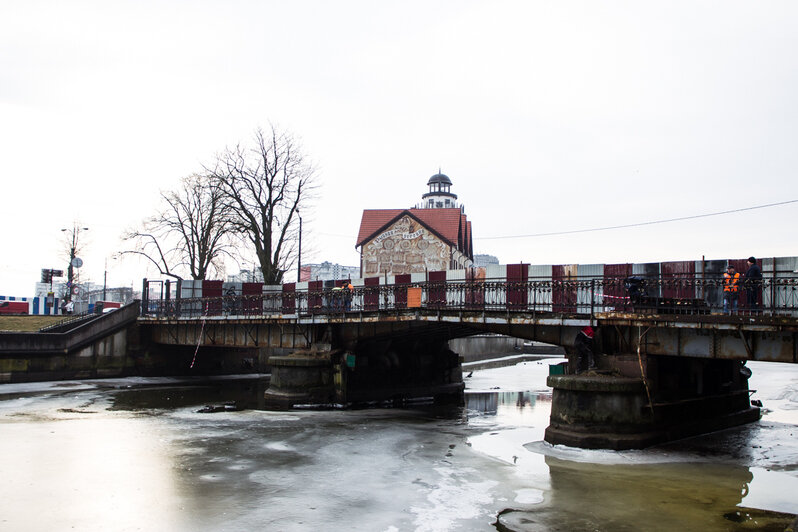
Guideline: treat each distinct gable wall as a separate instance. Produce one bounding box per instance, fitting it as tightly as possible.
[361,215,451,276]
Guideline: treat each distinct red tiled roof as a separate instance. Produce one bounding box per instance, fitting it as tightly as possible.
[356,208,470,252]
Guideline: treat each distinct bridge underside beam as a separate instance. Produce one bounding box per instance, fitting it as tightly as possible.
[141,309,798,365]
[600,323,797,364]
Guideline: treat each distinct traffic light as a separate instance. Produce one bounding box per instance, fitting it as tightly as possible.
[41,269,53,283]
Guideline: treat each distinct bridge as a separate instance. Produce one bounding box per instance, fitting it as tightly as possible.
[140,265,798,364]
[135,259,798,449]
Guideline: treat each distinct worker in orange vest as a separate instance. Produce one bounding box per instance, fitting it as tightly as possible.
[723,265,740,314]
[341,280,354,311]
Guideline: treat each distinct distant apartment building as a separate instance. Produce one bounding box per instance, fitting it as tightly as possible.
[300,262,360,282]
[227,269,265,284]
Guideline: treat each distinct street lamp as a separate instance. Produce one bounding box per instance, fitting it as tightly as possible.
[103,255,118,300]
[296,212,303,283]
[61,225,89,302]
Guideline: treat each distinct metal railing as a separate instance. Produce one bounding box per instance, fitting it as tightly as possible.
[140,275,798,320]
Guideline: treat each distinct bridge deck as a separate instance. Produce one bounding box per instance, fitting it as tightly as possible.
[140,304,798,364]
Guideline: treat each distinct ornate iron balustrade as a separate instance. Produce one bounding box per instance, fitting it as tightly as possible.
[140,276,798,319]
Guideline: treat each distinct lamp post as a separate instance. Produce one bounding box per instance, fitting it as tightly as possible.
[103,255,118,301]
[103,257,108,301]
[61,225,89,302]
[296,212,303,283]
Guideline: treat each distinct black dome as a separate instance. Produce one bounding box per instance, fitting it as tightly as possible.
[427,173,452,186]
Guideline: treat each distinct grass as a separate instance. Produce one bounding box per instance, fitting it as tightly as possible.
[0,315,67,332]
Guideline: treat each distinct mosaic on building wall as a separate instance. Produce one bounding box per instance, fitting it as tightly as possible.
[362,216,450,275]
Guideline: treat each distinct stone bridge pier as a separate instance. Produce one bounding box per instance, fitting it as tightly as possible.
[263,322,464,409]
[545,324,761,450]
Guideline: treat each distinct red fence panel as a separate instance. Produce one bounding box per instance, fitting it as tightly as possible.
[661,261,696,299]
[364,277,380,311]
[242,283,263,315]
[202,280,223,315]
[282,283,296,314]
[428,271,447,308]
[394,274,411,309]
[506,264,529,310]
[307,280,323,311]
[604,263,632,310]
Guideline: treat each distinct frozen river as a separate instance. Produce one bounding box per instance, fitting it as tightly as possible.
[1,359,796,531]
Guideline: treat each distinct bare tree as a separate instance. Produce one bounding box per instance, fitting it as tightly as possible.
[122,173,232,280]
[209,125,317,284]
[60,223,90,301]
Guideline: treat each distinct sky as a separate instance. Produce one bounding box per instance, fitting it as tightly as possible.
[2,1,797,296]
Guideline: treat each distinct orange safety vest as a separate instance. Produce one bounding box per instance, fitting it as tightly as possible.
[723,272,740,293]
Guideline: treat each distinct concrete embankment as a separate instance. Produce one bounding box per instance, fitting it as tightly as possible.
[0,303,140,383]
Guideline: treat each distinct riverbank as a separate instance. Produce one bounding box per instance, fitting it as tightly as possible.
[0,314,64,331]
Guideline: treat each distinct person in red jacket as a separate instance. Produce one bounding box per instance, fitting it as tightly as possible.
[574,325,597,374]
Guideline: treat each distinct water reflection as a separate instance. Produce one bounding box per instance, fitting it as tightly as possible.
[498,457,797,532]
[466,390,552,437]
[466,391,499,414]
[466,390,548,415]
[109,376,270,411]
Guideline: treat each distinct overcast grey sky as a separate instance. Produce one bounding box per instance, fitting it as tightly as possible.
[2,1,797,295]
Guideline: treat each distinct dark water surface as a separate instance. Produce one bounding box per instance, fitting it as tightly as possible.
[0,360,796,531]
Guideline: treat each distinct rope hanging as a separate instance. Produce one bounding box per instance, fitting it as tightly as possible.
[636,326,655,413]
[189,302,209,369]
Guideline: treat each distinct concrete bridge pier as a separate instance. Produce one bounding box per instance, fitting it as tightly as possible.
[263,331,465,409]
[545,352,760,449]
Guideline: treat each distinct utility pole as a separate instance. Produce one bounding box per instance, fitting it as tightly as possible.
[296,212,302,283]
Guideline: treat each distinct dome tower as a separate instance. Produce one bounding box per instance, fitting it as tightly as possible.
[419,170,459,209]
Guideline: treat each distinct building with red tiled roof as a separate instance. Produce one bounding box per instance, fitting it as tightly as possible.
[356,172,474,276]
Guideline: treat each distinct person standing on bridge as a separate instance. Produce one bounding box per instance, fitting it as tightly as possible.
[341,280,354,311]
[723,265,740,314]
[744,257,763,312]
[574,325,597,374]
[331,285,343,312]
